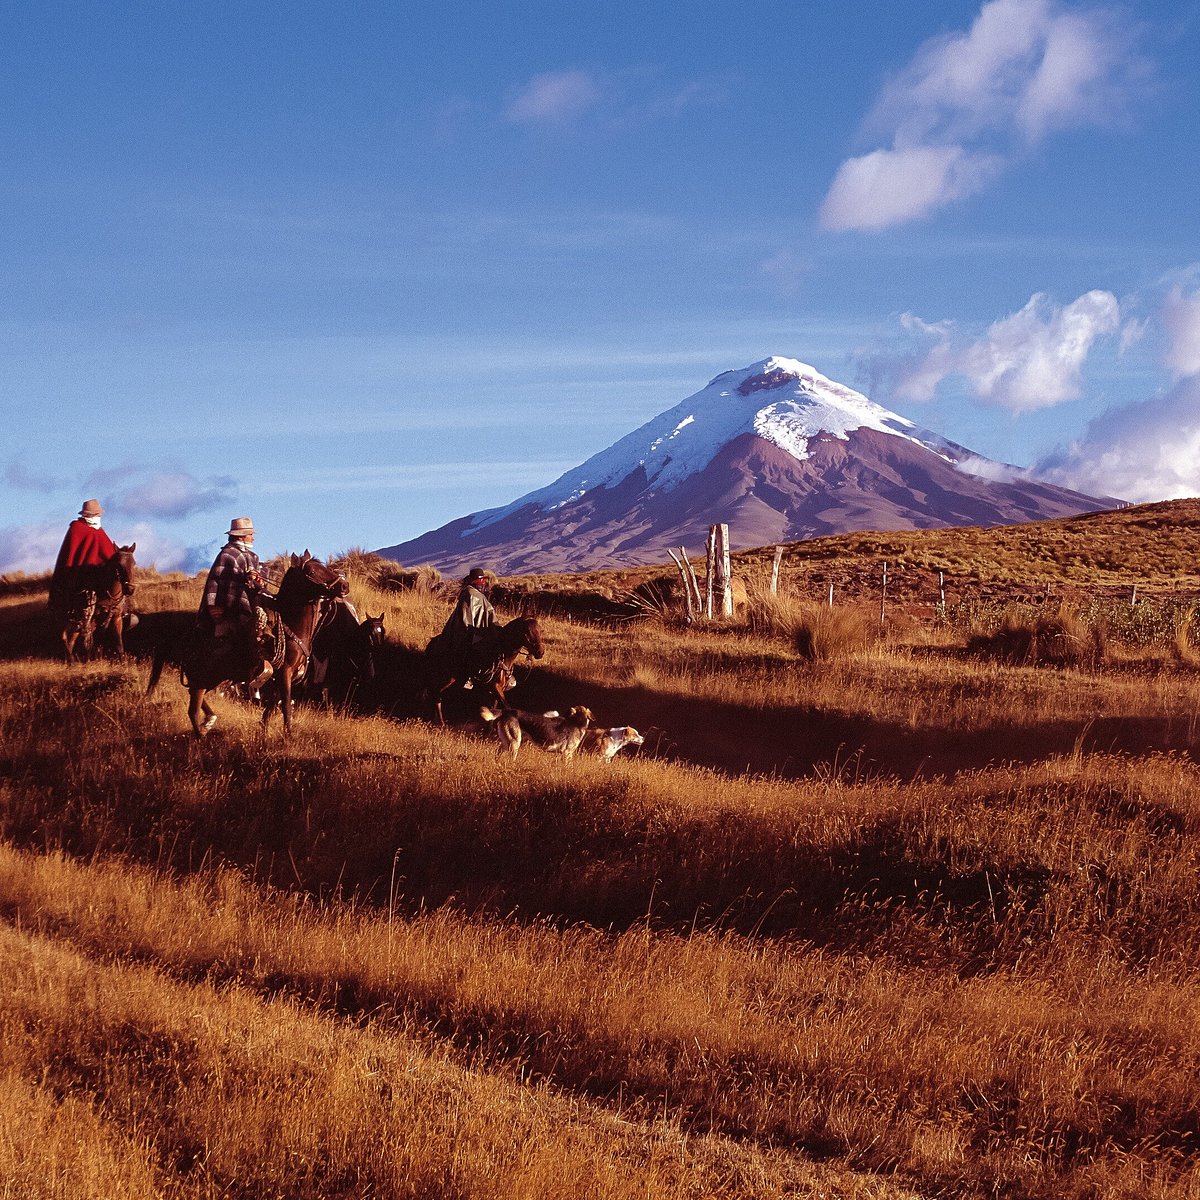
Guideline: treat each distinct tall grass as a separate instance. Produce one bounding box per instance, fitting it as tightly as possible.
[6,546,1200,1198]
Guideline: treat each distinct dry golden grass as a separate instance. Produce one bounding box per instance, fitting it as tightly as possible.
[4,511,1200,1198]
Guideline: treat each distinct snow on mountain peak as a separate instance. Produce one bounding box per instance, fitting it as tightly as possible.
[468,356,963,532]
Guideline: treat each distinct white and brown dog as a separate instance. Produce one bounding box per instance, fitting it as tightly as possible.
[581,725,645,762]
[480,705,593,761]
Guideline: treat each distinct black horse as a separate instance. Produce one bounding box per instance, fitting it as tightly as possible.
[309,602,385,709]
[424,613,544,724]
[58,544,137,665]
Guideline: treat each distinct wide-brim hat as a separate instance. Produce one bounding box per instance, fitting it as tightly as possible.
[464,567,490,584]
[79,499,103,518]
[227,517,255,538]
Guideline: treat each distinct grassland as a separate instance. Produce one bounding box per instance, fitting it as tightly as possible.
[3,502,1200,1198]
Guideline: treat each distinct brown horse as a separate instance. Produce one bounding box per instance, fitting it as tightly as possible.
[156,551,348,738]
[424,613,544,724]
[59,544,137,665]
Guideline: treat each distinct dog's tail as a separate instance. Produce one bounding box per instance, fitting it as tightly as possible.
[480,706,521,761]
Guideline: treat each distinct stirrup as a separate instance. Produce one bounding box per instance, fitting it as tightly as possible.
[246,662,274,690]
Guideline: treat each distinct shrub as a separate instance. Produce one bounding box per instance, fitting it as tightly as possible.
[792,602,874,661]
[969,605,1106,667]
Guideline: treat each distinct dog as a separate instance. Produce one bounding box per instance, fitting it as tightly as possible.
[480,705,592,761]
[580,725,645,762]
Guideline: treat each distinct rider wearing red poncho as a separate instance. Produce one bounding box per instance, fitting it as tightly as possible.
[50,499,117,610]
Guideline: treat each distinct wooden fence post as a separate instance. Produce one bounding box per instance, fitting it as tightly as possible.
[770,545,783,595]
[828,581,834,608]
[667,549,694,622]
[712,524,732,617]
[705,526,716,619]
[680,548,702,614]
[880,560,888,626]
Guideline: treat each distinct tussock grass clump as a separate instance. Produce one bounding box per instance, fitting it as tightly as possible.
[969,605,1106,667]
[792,601,874,661]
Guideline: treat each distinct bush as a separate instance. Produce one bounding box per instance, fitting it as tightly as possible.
[969,605,1106,667]
[792,602,874,661]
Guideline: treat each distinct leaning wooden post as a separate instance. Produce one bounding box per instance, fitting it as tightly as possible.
[705,525,717,620]
[680,547,703,614]
[712,523,732,617]
[828,582,834,608]
[770,545,783,595]
[667,549,694,622]
[880,560,888,626]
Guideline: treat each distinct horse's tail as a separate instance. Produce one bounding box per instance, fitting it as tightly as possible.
[146,643,167,695]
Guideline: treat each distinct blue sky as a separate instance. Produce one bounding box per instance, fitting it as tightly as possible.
[3,0,1200,572]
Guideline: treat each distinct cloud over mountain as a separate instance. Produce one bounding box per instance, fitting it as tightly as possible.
[862,290,1121,412]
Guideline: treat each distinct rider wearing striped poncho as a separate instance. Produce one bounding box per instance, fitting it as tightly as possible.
[199,516,273,688]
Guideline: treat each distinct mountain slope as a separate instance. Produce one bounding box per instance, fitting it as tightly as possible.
[380,357,1114,575]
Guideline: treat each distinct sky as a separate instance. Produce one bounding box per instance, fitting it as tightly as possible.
[3,0,1200,573]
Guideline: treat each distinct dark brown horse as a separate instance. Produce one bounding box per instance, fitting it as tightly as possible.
[308,602,385,709]
[424,613,544,724]
[59,544,137,665]
[151,551,348,738]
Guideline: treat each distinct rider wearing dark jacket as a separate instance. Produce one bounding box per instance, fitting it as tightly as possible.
[437,568,496,673]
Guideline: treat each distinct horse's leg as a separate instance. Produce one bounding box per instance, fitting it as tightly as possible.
[279,667,295,735]
[111,615,125,660]
[189,687,214,737]
[260,679,278,731]
[62,628,75,666]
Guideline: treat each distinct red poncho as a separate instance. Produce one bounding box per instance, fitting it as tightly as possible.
[52,520,117,587]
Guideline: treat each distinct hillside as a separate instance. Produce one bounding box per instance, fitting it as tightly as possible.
[495,498,1200,619]
[4,531,1200,1197]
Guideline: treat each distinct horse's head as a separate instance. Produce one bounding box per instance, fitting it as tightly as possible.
[112,543,137,596]
[517,614,544,660]
[281,550,350,603]
[362,613,386,650]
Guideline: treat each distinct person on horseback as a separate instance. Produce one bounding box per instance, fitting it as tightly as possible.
[440,567,496,678]
[198,516,275,690]
[49,499,117,613]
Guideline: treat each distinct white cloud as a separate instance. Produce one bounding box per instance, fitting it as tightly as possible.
[1036,375,1200,502]
[819,146,1002,232]
[863,290,1120,412]
[0,517,203,575]
[505,70,602,125]
[0,520,61,575]
[1162,285,1200,378]
[109,469,237,521]
[822,0,1145,231]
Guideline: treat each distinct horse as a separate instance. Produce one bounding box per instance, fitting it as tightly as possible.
[308,601,385,709]
[151,551,348,738]
[424,613,544,725]
[59,544,137,665]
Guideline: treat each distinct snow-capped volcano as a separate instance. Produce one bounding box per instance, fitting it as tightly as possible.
[379,357,1115,575]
